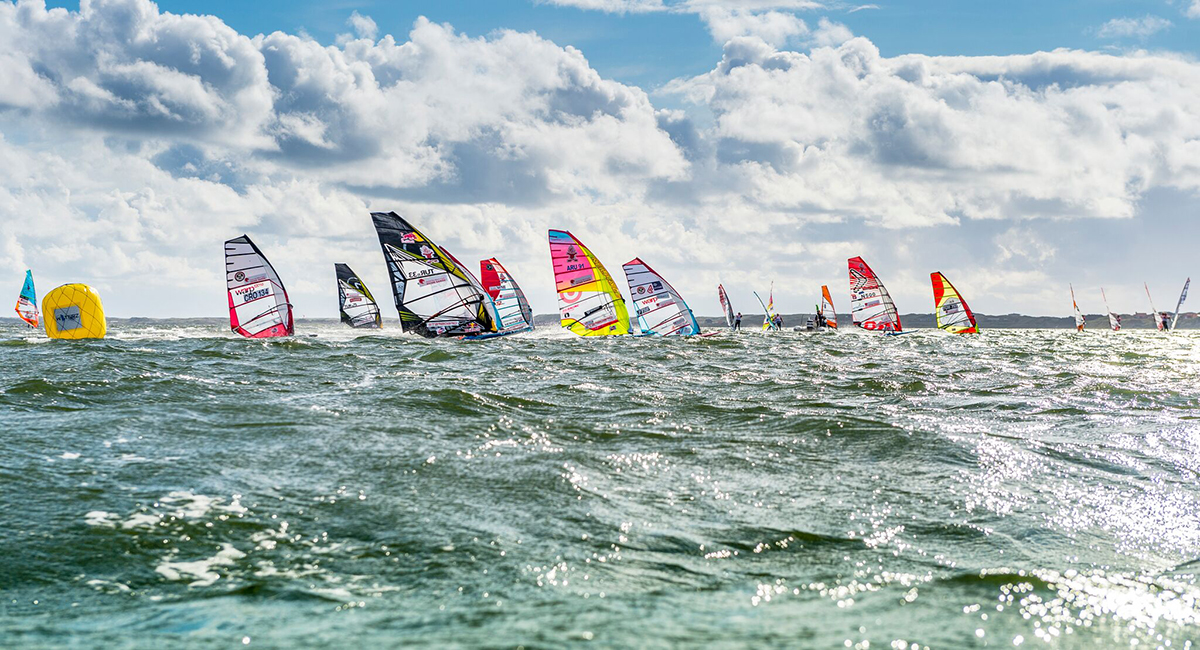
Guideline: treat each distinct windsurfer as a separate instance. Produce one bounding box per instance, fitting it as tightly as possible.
[734,312,742,330]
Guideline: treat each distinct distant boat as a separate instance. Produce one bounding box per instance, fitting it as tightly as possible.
[930,271,978,334]
[1069,284,1085,332]
[1170,278,1190,331]
[849,257,902,334]
[1100,288,1121,331]
[335,263,381,329]
[548,230,630,336]
[225,235,294,339]
[1145,283,1170,331]
[14,269,39,329]
[480,258,534,335]
[623,258,699,336]
[371,211,500,338]
[718,284,735,328]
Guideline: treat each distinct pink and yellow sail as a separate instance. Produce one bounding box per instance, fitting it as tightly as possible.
[548,230,630,336]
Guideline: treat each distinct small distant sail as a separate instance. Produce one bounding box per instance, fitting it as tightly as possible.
[1070,284,1085,332]
[1101,288,1121,332]
[1170,278,1190,332]
[371,212,498,338]
[849,257,902,333]
[718,284,735,328]
[42,283,106,340]
[761,282,779,331]
[623,258,700,336]
[820,285,838,330]
[225,235,294,339]
[548,230,630,336]
[1145,283,1167,331]
[14,270,39,328]
[480,258,534,334]
[930,272,978,334]
[335,263,381,329]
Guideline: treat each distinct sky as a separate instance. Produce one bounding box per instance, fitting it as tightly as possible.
[2,0,1199,319]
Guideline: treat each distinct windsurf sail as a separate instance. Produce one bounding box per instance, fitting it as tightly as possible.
[225,235,294,339]
[548,230,630,336]
[1171,278,1190,331]
[848,257,902,333]
[820,285,838,330]
[14,269,38,328]
[1070,284,1085,332]
[335,263,382,329]
[623,258,700,336]
[761,282,779,331]
[753,291,773,330]
[480,258,534,334]
[371,211,498,338]
[930,272,978,334]
[1101,288,1121,332]
[1146,283,1166,331]
[718,284,735,328]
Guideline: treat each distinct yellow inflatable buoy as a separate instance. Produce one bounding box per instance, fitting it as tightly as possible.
[42,284,107,340]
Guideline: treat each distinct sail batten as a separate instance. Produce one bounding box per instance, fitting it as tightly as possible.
[931,272,978,334]
[336,263,382,329]
[14,270,39,328]
[481,258,534,335]
[549,230,630,336]
[225,235,293,339]
[371,211,497,338]
[623,258,700,336]
[849,257,902,333]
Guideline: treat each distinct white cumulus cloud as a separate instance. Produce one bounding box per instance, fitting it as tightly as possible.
[1096,15,1172,39]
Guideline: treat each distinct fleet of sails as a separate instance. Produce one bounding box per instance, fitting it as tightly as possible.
[13,214,1193,339]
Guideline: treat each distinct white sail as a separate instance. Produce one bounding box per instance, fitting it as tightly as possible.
[225,235,293,338]
[1101,288,1120,332]
[1171,278,1190,331]
[623,258,699,336]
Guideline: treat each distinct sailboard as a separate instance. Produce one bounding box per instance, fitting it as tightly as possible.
[1145,283,1168,331]
[1069,284,1085,332]
[1171,278,1190,331]
[622,258,700,336]
[761,282,779,331]
[480,258,534,335]
[42,283,106,340]
[848,257,902,333]
[930,272,978,334]
[14,270,39,328]
[1100,288,1121,332]
[820,285,838,330]
[371,212,499,338]
[548,230,630,336]
[225,235,294,339]
[335,263,382,329]
[718,284,735,328]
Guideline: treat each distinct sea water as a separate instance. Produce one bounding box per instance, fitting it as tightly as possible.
[2,322,1199,647]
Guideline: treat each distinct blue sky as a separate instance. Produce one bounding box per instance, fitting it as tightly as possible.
[4,0,1200,318]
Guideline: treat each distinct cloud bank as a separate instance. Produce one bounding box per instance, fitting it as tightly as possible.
[1,0,1198,318]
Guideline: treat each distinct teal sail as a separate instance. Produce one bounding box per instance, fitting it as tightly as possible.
[15,269,39,328]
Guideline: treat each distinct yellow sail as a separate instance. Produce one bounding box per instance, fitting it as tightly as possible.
[931,272,978,334]
[42,283,107,340]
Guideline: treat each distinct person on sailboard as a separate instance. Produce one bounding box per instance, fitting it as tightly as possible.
[734,312,742,331]
[773,314,783,330]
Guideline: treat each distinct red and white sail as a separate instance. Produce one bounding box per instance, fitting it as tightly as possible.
[718,284,735,328]
[225,235,294,339]
[848,257,902,333]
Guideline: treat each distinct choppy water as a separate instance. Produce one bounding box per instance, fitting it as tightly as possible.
[2,322,1200,648]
